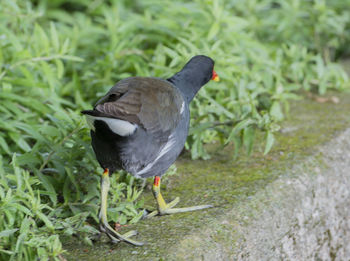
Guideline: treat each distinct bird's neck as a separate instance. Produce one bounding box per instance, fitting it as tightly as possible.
[167,72,203,103]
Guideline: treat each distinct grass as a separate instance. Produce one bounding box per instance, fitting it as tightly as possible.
[0,0,350,260]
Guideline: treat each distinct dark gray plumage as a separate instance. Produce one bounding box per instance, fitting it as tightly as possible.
[82,55,215,178]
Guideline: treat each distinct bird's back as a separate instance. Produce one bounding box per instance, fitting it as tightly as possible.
[84,77,189,177]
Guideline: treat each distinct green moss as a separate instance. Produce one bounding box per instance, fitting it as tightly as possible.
[63,92,350,260]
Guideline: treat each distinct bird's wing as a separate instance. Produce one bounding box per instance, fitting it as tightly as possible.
[94,77,184,137]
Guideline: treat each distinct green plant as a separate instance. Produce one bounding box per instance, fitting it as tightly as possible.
[0,0,349,259]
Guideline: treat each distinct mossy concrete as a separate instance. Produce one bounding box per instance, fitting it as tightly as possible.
[230,128,350,260]
[64,91,350,260]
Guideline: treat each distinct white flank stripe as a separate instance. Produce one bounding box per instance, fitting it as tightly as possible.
[137,133,176,176]
[180,101,185,114]
[85,115,137,136]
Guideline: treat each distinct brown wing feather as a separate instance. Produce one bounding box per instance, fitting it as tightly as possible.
[94,77,183,135]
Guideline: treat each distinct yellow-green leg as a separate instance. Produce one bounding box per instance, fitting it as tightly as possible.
[99,169,143,246]
[147,176,212,218]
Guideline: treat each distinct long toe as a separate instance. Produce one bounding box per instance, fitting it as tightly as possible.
[161,204,213,215]
[144,209,159,219]
[146,202,213,217]
[166,197,180,209]
[102,223,144,246]
[150,177,213,217]
[123,230,138,237]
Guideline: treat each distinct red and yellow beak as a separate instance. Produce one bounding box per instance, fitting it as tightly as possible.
[212,70,219,82]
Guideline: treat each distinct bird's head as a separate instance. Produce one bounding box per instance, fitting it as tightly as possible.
[183,55,219,85]
[167,55,219,102]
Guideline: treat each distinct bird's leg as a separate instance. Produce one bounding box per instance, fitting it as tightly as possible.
[99,168,144,246]
[146,176,212,218]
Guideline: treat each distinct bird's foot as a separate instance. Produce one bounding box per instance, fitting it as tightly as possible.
[100,221,144,246]
[146,176,213,218]
[99,169,144,246]
[145,196,213,218]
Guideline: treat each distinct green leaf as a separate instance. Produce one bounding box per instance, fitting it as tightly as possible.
[0,136,11,155]
[226,119,254,144]
[0,229,18,238]
[0,249,16,255]
[55,59,64,79]
[65,167,81,201]
[61,55,84,62]
[270,101,284,121]
[50,22,60,52]
[264,131,275,155]
[207,22,219,40]
[36,212,54,230]
[34,170,57,206]
[17,138,32,152]
[232,135,241,159]
[189,122,214,135]
[61,38,70,54]
[118,214,127,225]
[34,23,50,54]
[243,127,255,156]
[11,203,33,216]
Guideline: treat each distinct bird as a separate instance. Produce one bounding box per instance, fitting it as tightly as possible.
[82,55,219,246]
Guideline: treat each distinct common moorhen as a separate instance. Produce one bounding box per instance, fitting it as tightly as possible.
[82,55,219,245]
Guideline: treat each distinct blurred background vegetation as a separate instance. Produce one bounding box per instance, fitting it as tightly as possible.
[0,0,349,259]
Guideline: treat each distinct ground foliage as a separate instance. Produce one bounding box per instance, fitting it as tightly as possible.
[0,0,349,260]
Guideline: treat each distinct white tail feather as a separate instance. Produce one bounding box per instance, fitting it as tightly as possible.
[85,115,137,136]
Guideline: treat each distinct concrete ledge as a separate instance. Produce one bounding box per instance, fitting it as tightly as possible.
[174,128,350,261]
[65,93,350,260]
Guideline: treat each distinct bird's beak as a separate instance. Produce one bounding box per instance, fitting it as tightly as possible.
[212,70,219,82]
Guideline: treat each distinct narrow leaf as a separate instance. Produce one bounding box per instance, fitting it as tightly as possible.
[264,131,275,155]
